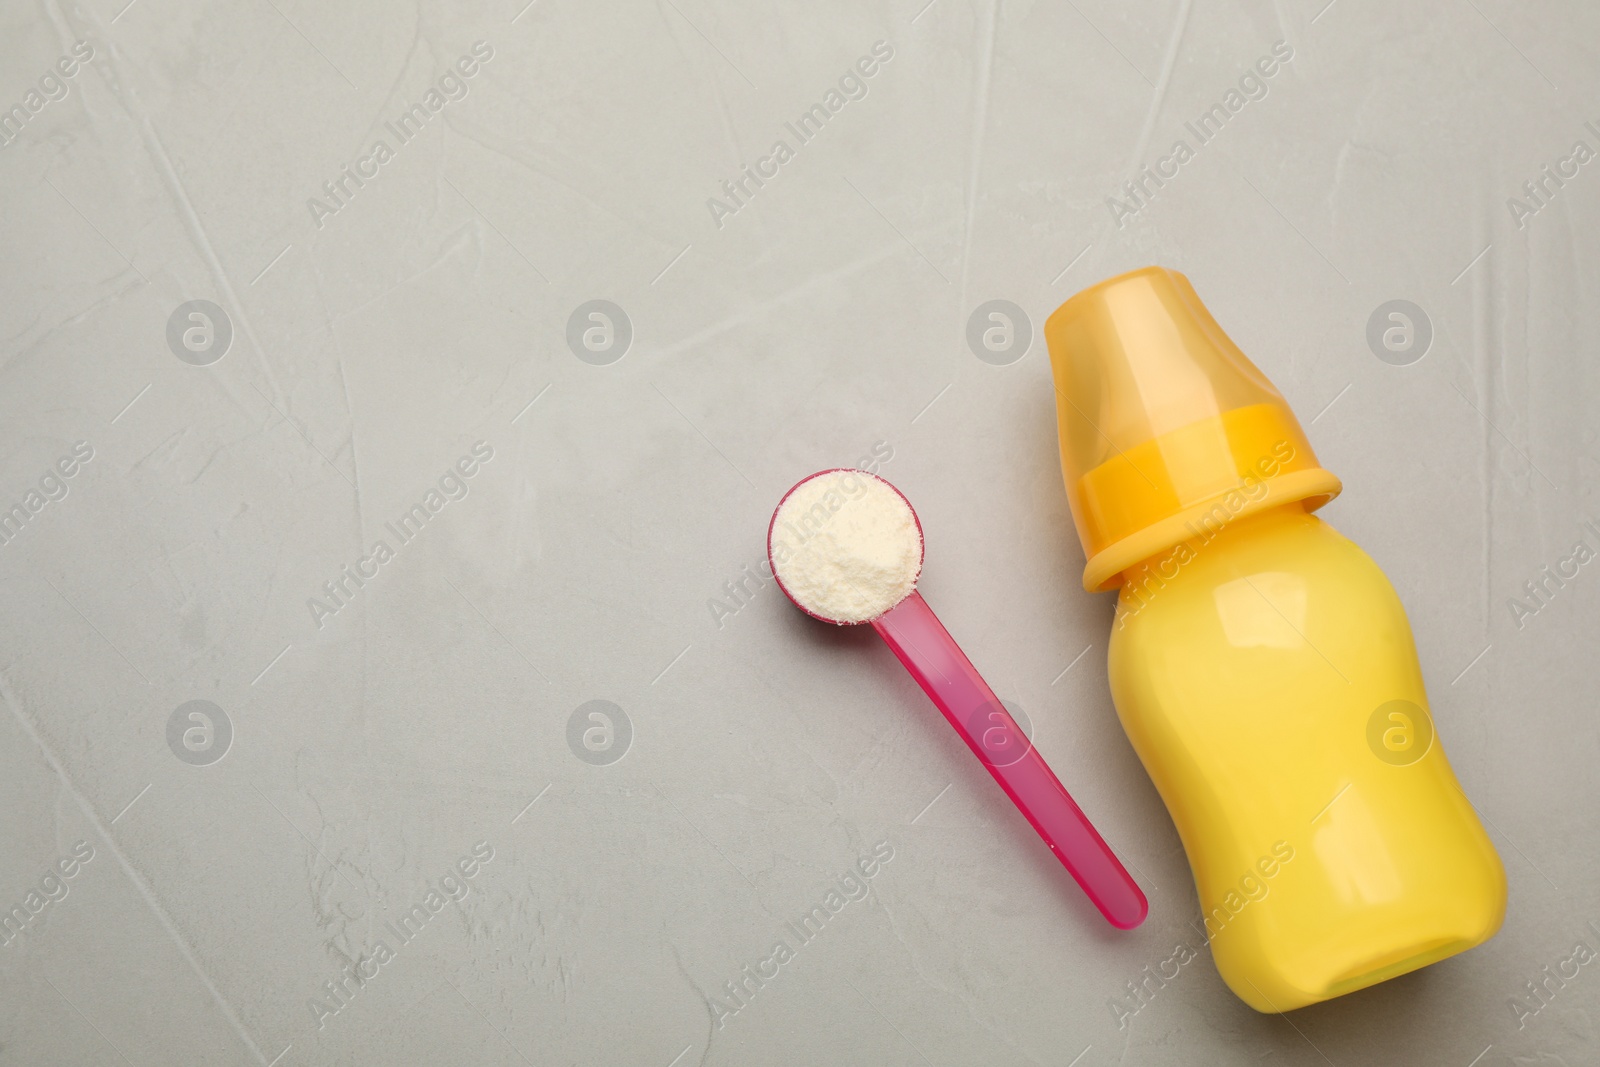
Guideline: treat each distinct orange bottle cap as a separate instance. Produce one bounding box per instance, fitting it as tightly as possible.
[1044,267,1341,593]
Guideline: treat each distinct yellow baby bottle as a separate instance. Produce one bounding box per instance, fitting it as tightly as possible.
[1043,266,1505,1012]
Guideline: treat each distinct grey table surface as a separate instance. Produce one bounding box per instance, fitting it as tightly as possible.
[2,1,1597,1064]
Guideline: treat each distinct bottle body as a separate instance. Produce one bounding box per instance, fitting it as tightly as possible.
[1108,503,1505,1012]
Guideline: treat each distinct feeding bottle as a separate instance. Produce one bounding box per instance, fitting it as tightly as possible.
[1043,266,1505,1012]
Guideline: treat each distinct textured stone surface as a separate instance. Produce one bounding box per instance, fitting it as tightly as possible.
[0,2,1596,1064]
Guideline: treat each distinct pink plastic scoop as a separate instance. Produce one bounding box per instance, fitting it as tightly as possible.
[767,469,1147,930]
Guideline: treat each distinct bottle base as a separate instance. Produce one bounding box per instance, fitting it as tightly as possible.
[1235,934,1481,1013]
[1323,936,1471,999]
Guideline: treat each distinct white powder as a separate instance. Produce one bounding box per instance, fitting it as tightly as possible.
[769,470,923,623]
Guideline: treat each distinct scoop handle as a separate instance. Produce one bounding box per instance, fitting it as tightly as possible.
[873,592,1148,929]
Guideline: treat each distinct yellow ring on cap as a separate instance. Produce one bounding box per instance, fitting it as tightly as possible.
[1070,404,1341,592]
